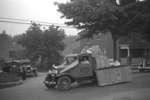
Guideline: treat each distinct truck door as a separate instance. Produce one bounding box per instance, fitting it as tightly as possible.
[78,55,93,77]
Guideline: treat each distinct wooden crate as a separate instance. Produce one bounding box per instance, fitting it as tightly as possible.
[121,66,132,82]
[95,56,109,69]
[96,66,132,86]
[110,67,122,84]
[96,69,112,86]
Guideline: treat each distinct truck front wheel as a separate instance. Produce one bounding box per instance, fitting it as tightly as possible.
[57,76,71,90]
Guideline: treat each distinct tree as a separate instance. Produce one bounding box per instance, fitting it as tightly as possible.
[17,23,66,69]
[57,0,149,60]
[129,0,150,41]
[63,35,80,56]
[0,30,13,59]
[119,0,150,42]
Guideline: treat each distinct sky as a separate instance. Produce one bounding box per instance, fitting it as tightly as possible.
[0,0,79,36]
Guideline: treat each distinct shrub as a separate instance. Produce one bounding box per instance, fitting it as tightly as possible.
[0,72,20,83]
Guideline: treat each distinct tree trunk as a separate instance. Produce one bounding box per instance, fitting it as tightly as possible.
[40,55,45,68]
[113,36,117,61]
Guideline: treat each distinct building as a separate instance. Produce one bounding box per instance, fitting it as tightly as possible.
[118,36,150,66]
[79,32,150,66]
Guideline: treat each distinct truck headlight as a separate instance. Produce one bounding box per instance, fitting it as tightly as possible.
[51,74,55,77]
[48,69,58,74]
[53,70,58,74]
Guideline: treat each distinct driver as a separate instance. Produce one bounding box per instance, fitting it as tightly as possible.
[66,57,77,64]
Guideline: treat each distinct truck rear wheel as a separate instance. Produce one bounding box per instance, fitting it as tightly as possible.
[57,76,71,90]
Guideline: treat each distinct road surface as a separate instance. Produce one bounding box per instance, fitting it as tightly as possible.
[0,72,150,100]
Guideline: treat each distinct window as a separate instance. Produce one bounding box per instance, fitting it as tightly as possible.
[65,56,77,65]
[130,49,145,58]
[120,49,128,58]
[79,56,90,64]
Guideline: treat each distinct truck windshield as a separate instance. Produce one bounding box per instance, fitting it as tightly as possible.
[65,56,77,65]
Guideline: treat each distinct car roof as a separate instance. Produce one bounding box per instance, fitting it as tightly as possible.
[7,59,30,64]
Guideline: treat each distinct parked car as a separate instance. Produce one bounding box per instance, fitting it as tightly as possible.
[23,64,37,77]
[3,59,38,77]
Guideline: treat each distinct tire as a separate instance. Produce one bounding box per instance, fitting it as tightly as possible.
[32,70,37,77]
[45,84,51,89]
[57,76,71,90]
[45,84,55,89]
[34,72,37,77]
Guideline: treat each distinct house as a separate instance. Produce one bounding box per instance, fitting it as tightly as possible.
[118,36,150,66]
[79,32,150,66]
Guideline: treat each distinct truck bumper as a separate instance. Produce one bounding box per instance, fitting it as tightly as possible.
[44,74,57,88]
[44,80,56,88]
[44,81,56,85]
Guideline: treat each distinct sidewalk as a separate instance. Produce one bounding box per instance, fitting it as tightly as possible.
[100,88,150,100]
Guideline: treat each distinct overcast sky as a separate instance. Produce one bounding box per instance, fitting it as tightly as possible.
[0,0,78,36]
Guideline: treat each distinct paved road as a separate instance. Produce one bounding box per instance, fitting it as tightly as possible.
[0,72,150,100]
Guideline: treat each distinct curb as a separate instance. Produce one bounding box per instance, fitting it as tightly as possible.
[0,80,23,89]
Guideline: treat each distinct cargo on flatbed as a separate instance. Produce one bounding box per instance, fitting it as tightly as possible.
[96,65,132,86]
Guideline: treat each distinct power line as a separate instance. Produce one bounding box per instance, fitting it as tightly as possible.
[0,20,30,25]
[0,17,75,29]
[0,17,65,25]
[0,17,66,26]
[0,17,31,22]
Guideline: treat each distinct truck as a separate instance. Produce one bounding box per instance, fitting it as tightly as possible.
[44,46,131,90]
[44,53,97,90]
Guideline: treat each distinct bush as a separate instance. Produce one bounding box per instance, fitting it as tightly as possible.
[2,66,11,72]
[0,72,20,83]
[0,58,6,71]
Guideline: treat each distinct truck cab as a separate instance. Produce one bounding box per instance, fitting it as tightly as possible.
[44,53,97,90]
